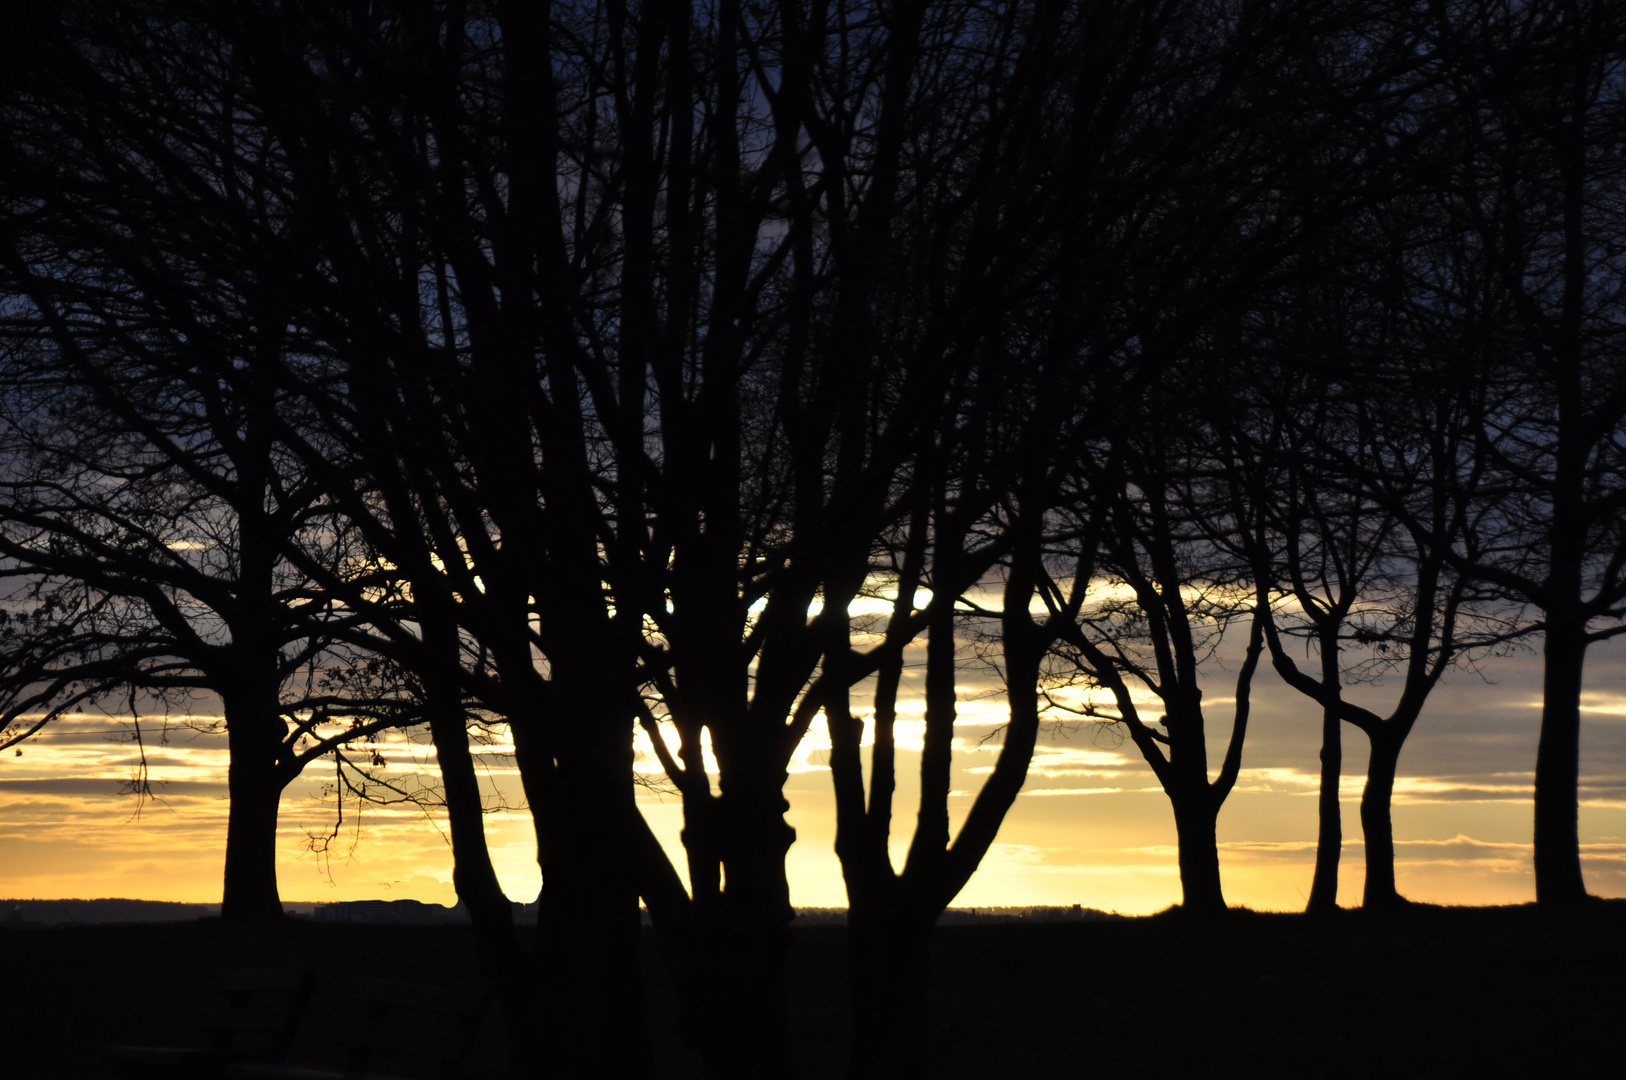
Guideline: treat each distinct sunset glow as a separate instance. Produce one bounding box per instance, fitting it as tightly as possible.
[7,634,1625,913]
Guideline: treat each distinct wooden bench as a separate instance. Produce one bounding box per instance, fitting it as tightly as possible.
[227,976,491,1080]
[104,966,316,1079]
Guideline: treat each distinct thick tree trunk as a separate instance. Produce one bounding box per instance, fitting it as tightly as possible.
[219,690,285,922]
[695,776,798,1080]
[846,905,933,1080]
[1172,794,1226,915]
[1306,635,1342,915]
[1534,616,1591,906]
[1359,725,1406,909]
[560,784,648,1077]
[529,695,650,1080]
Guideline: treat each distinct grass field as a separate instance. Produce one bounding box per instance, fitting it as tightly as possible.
[4,901,1623,1078]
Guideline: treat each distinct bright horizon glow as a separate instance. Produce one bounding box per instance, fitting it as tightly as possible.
[3,634,1626,913]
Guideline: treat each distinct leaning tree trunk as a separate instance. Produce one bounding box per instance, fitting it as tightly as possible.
[219,686,286,922]
[1359,724,1407,910]
[418,657,533,1064]
[1534,612,1591,906]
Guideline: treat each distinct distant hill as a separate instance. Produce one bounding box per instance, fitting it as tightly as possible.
[792,904,1125,925]
[2,898,1123,927]
[1,897,498,927]
[3,898,223,926]
[0,898,389,926]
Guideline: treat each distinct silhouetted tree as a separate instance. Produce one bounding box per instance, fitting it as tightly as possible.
[0,10,431,922]
[1029,0,1457,917]
[15,4,1626,1080]
[1216,263,1525,909]
[1408,0,1626,905]
[0,359,416,919]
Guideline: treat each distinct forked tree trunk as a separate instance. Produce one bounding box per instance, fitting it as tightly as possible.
[838,559,1047,1079]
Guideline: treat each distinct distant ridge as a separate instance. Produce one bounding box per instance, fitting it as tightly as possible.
[3,898,1125,927]
[793,904,1125,925]
[1,897,504,926]
[3,898,222,926]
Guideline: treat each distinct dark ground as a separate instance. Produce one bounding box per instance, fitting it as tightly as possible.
[3,901,1622,1078]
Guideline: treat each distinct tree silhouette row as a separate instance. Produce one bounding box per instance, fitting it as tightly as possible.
[2,2,1623,1077]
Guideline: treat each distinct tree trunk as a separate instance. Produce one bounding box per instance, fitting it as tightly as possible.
[1359,725,1406,910]
[422,680,533,1066]
[219,689,285,922]
[1172,794,1226,916]
[530,695,650,1080]
[562,784,649,1077]
[846,904,933,1080]
[1306,633,1342,915]
[1534,616,1591,906]
[695,776,798,1080]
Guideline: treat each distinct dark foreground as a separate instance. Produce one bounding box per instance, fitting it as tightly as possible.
[4,901,1623,1078]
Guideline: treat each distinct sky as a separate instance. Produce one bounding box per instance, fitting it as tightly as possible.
[4,625,1626,914]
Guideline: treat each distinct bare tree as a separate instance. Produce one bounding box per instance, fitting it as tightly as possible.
[1407,0,1626,906]
[1216,268,1526,909]
[0,11,430,921]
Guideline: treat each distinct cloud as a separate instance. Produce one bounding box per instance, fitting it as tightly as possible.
[101,755,198,769]
[0,778,137,795]
[1392,833,1527,852]
[966,744,1133,778]
[1574,688,1626,719]
[1220,839,1321,854]
[1227,765,1543,804]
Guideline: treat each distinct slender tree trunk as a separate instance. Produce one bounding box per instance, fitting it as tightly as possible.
[1534,615,1591,906]
[219,688,285,922]
[421,674,533,1067]
[1359,725,1406,910]
[1306,631,1342,914]
[218,370,286,924]
[1532,46,1595,908]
